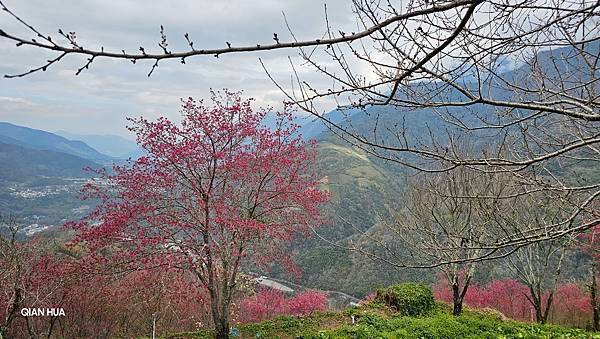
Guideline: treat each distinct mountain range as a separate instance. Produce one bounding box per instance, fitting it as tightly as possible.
[0,142,98,182]
[0,123,105,182]
[1,43,594,297]
[55,130,143,159]
[0,122,112,162]
[0,123,150,183]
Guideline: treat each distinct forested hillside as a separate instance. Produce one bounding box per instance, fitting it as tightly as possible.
[284,43,600,297]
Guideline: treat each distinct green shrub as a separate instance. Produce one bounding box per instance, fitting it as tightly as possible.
[376,283,435,316]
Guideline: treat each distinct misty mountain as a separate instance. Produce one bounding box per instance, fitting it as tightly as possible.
[56,130,142,159]
[0,142,97,182]
[0,122,111,162]
[297,110,355,140]
[304,42,600,148]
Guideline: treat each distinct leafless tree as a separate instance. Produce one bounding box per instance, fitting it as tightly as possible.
[331,164,576,319]
[483,192,574,324]
[1,0,599,258]
[391,165,501,315]
[504,238,571,324]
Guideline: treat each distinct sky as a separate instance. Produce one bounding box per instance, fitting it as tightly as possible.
[0,0,358,139]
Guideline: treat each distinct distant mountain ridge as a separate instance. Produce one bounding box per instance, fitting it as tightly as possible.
[55,130,141,159]
[0,122,111,161]
[0,142,97,182]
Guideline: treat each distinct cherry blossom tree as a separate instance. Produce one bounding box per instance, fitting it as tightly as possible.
[239,289,327,323]
[479,279,532,322]
[68,90,328,338]
[56,268,213,337]
[287,291,328,316]
[434,276,592,326]
[0,215,73,339]
[550,283,590,328]
[239,289,288,323]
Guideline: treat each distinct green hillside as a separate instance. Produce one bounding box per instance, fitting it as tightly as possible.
[286,139,430,297]
[290,125,597,297]
[0,142,96,182]
[291,135,595,298]
[166,301,596,339]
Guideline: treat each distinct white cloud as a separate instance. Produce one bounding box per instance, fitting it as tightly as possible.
[0,96,33,105]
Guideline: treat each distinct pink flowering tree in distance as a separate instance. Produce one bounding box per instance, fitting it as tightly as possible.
[239,289,327,323]
[68,90,328,338]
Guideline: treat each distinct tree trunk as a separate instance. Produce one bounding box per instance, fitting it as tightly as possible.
[214,317,229,339]
[533,299,544,324]
[451,274,471,316]
[452,282,463,316]
[536,309,545,324]
[591,264,600,331]
[536,304,545,323]
[528,285,549,324]
[209,288,230,339]
[214,295,231,339]
[541,292,553,325]
[207,278,232,339]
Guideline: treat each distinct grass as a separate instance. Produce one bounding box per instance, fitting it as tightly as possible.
[163,302,600,339]
[320,142,370,162]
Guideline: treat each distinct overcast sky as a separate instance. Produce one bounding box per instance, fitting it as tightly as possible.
[0,0,358,139]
